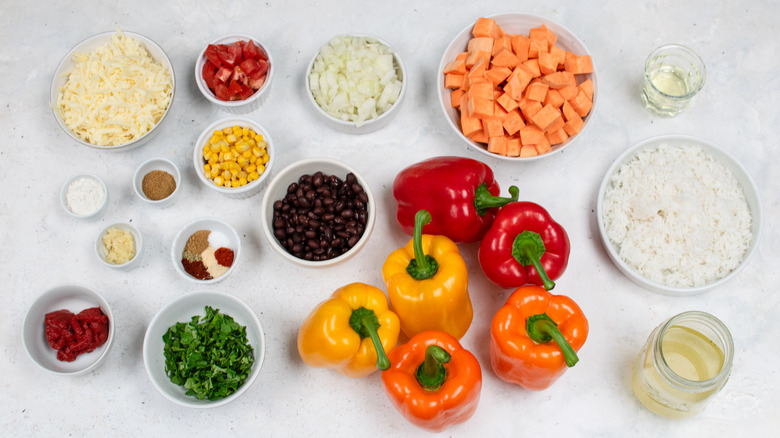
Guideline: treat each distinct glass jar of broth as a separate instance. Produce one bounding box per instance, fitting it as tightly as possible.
[631,311,733,419]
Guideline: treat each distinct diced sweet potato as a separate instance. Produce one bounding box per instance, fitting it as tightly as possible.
[529,103,564,132]
[519,125,545,145]
[523,59,542,77]
[486,67,512,86]
[568,89,593,117]
[506,137,521,156]
[468,58,487,80]
[543,89,564,108]
[563,113,584,136]
[534,136,552,155]
[510,35,530,61]
[487,135,507,155]
[450,88,464,108]
[468,81,494,100]
[466,50,491,69]
[579,78,594,100]
[529,24,556,49]
[519,99,543,120]
[538,51,557,75]
[497,92,518,112]
[491,47,521,68]
[540,71,577,89]
[503,75,524,101]
[444,73,464,89]
[546,128,569,146]
[473,17,502,39]
[468,129,489,143]
[492,35,512,56]
[503,109,525,135]
[558,85,579,101]
[561,100,578,121]
[524,81,549,102]
[528,39,547,59]
[468,96,494,118]
[443,58,467,75]
[564,54,594,74]
[468,37,494,55]
[520,144,538,157]
[484,117,505,138]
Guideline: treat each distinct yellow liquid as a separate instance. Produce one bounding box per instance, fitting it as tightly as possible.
[649,66,690,97]
[632,325,726,419]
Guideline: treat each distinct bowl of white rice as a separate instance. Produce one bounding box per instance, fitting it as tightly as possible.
[597,135,762,295]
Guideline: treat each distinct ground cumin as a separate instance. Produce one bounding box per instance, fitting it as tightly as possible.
[142,170,176,200]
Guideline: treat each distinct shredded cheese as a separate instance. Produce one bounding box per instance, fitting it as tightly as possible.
[602,143,752,288]
[57,31,173,147]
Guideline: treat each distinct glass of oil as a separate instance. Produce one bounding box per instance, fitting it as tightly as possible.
[641,44,706,116]
[631,311,733,419]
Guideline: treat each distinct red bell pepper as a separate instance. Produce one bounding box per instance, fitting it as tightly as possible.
[478,201,570,290]
[392,156,519,243]
[381,331,482,432]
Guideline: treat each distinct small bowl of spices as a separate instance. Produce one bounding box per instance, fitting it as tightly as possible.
[133,158,181,207]
[171,217,240,283]
[96,222,143,271]
[260,157,376,268]
[60,173,109,221]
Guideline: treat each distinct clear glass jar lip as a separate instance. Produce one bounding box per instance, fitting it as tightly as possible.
[654,310,734,390]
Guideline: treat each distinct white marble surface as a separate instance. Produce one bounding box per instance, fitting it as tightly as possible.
[1,1,778,436]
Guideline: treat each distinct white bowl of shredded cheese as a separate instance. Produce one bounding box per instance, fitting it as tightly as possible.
[597,135,762,295]
[50,30,175,150]
[305,34,407,134]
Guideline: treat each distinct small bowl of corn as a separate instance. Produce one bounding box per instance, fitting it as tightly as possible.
[193,117,275,199]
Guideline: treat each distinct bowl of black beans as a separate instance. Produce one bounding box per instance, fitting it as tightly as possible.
[260,157,376,267]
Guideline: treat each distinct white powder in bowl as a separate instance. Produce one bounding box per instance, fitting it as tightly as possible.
[602,143,752,288]
[66,176,106,215]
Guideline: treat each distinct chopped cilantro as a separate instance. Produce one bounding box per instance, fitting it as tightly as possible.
[162,306,254,401]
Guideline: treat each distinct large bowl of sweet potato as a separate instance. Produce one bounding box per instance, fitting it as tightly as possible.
[438,13,598,161]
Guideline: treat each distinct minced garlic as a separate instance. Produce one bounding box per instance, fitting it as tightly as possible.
[102,227,136,265]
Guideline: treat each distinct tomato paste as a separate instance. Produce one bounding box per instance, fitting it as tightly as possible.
[44,307,109,362]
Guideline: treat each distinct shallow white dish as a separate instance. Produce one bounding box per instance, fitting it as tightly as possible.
[194,33,274,114]
[50,31,175,150]
[193,117,275,199]
[60,173,109,221]
[171,217,241,283]
[437,13,598,161]
[260,157,376,268]
[96,222,143,271]
[133,158,182,208]
[596,134,762,295]
[22,285,115,376]
[305,34,407,134]
[142,291,265,408]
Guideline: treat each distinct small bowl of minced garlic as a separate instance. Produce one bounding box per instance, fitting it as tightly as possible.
[96,222,143,271]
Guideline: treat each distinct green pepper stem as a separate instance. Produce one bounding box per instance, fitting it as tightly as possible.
[512,230,556,290]
[416,345,451,390]
[406,209,439,280]
[526,313,579,367]
[349,307,390,371]
[473,184,520,216]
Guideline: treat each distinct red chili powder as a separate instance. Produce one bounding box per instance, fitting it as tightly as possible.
[214,247,234,267]
[181,258,212,280]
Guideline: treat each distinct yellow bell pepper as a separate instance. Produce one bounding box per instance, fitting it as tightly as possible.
[297,282,400,378]
[382,210,473,340]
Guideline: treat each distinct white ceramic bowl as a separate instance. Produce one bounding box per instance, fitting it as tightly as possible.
[305,34,407,134]
[260,157,376,268]
[194,34,274,114]
[437,13,598,161]
[142,291,265,408]
[171,217,241,283]
[193,117,275,199]
[60,173,109,221]
[22,285,115,376]
[96,222,144,271]
[133,158,182,208]
[596,134,762,295]
[50,31,175,150]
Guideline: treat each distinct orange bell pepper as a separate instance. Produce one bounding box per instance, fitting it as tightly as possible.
[490,285,588,390]
[381,331,482,432]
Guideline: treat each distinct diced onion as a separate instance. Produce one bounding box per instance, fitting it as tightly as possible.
[309,36,402,126]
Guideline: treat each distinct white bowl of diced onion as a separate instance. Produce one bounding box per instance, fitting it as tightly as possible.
[305,34,407,134]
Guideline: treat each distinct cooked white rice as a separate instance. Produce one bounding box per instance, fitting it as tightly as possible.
[602,143,752,288]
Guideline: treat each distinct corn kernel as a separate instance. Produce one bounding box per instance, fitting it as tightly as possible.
[222,127,232,135]
[214,176,224,186]
[248,171,260,181]
[239,177,248,186]
[262,154,270,164]
[204,164,211,172]
[252,146,262,157]
[246,164,256,174]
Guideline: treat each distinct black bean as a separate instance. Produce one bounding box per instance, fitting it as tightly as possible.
[341,209,354,219]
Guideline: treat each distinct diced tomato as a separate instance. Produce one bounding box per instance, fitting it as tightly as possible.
[238,84,255,100]
[227,80,243,100]
[249,76,266,91]
[204,44,222,68]
[214,83,231,101]
[202,60,217,90]
[239,58,260,76]
[228,44,244,65]
[231,66,249,86]
[216,45,237,67]
[215,66,233,83]
[243,40,267,61]
[249,59,269,81]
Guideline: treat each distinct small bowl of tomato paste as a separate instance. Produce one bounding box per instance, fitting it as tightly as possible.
[22,285,115,376]
[195,34,273,114]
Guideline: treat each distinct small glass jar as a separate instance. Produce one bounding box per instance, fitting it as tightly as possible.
[631,311,733,419]
[641,44,706,117]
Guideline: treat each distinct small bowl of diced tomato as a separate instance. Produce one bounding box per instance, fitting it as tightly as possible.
[195,34,273,114]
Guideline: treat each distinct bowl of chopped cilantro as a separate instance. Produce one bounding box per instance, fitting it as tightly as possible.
[142,291,265,408]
